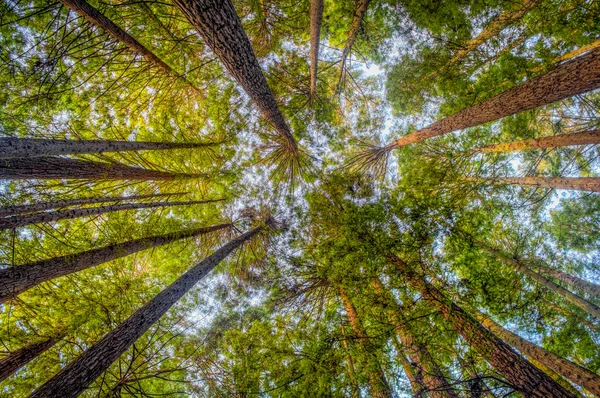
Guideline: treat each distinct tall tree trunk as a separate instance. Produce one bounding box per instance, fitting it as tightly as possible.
[0,199,224,230]
[372,278,458,398]
[58,0,202,95]
[0,157,195,180]
[484,176,600,192]
[339,285,392,398]
[0,138,218,159]
[481,246,600,319]
[0,337,58,382]
[384,47,600,150]
[475,312,600,396]
[390,255,576,398]
[172,0,297,149]
[0,223,230,303]
[0,192,186,217]
[471,130,600,153]
[309,0,324,99]
[337,0,370,89]
[535,264,600,297]
[340,326,361,398]
[391,336,422,396]
[31,226,263,398]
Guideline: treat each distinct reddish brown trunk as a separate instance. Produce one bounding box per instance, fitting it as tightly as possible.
[0,337,58,381]
[488,176,600,192]
[473,130,600,153]
[309,0,324,98]
[31,226,263,398]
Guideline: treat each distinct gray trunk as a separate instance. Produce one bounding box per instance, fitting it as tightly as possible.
[494,177,600,193]
[31,226,262,398]
[0,337,58,382]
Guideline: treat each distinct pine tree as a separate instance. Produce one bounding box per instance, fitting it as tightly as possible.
[471,130,600,153]
[309,0,324,99]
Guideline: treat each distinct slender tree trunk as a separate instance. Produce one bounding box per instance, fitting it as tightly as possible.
[531,39,600,75]
[385,46,600,149]
[0,199,224,230]
[339,285,392,398]
[475,312,600,396]
[0,192,186,217]
[472,130,600,153]
[481,246,600,319]
[337,0,370,88]
[0,223,230,303]
[31,226,262,398]
[535,264,600,297]
[58,0,202,95]
[391,336,423,396]
[0,138,218,159]
[172,0,296,149]
[0,157,195,180]
[483,176,600,192]
[390,255,576,398]
[309,0,324,99]
[340,326,361,398]
[0,337,58,382]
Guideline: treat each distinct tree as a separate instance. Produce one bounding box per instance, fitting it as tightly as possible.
[484,177,600,193]
[309,0,324,99]
[470,130,600,153]
[0,337,58,382]
[337,0,370,90]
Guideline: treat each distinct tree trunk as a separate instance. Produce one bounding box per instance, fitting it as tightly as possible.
[0,192,186,217]
[58,0,202,95]
[390,255,577,398]
[0,223,230,303]
[31,226,262,398]
[340,326,361,398]
[172,0,296,149]
[385,46,600,149]
[475,312,600,396]
[0,157,195,180]
[309,0,324,99]
[472,130,600,153]
[481,246,600,319]
[338,0,370,88]
[0,138,218,159]
[0,199,224,230]
[339,285,392,398]
[392,336,423,396]
[536,264,600,298]
[0,337,58,382]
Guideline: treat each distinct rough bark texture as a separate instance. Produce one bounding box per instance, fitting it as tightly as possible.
[474,130,600,153]
[0,193,185,218]
[393,339,422,396]
[0,157,193,180]
[476,312,600,396]
[0,338,58,382]
[339,285,393,398]
[494,177,600,192]
[388,46,600,149]
[31,226,262,398]
[338,0,370,87]
[0,138,215,159]
[481,246,600,319]
[0,199,224,230]
[309,0,324,98]
[0,223,230,303]
[390,256,576,398]
[536,264,600,297]
[172,0,296,148]
[58,0,201,94]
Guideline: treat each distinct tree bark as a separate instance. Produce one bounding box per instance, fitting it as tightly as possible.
[0,223,230,303]
[535,264,600,298]
[472,130,600,153]
[339,285,392,398]
[0,138,218,159]
[392,336,423,396]
[31,226,263,398]
[0,337,58,382]
[0,199,224,230]
[309,0,324,99]
[385,46,600,149]
[58,0,202,95]
[475,312,600,396]
[0,157,195,180]
[340,326,361,398]
[487,176,600,192]
[0,192,186,217]
[338,0,370,88]
[390,255,577,398]
[172,0,296,149]
[481,246,600,319]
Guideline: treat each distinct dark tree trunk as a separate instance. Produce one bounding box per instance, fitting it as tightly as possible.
[172,0,296,149]
[390,256,577,398]
[386,47,600,149]
[0,192,186,217]
[0,138,217,159]
[309,0,324,99]
[0,199,224,230]
[31,226,262,398]
[0,223,230,303]
[0,338,58,382]
[0,157,195,180]
[338,0,370,88]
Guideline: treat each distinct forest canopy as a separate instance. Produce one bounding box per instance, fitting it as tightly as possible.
[0,0,599,396]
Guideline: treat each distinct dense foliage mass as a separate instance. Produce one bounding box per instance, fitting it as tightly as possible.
[0,0,599,396]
